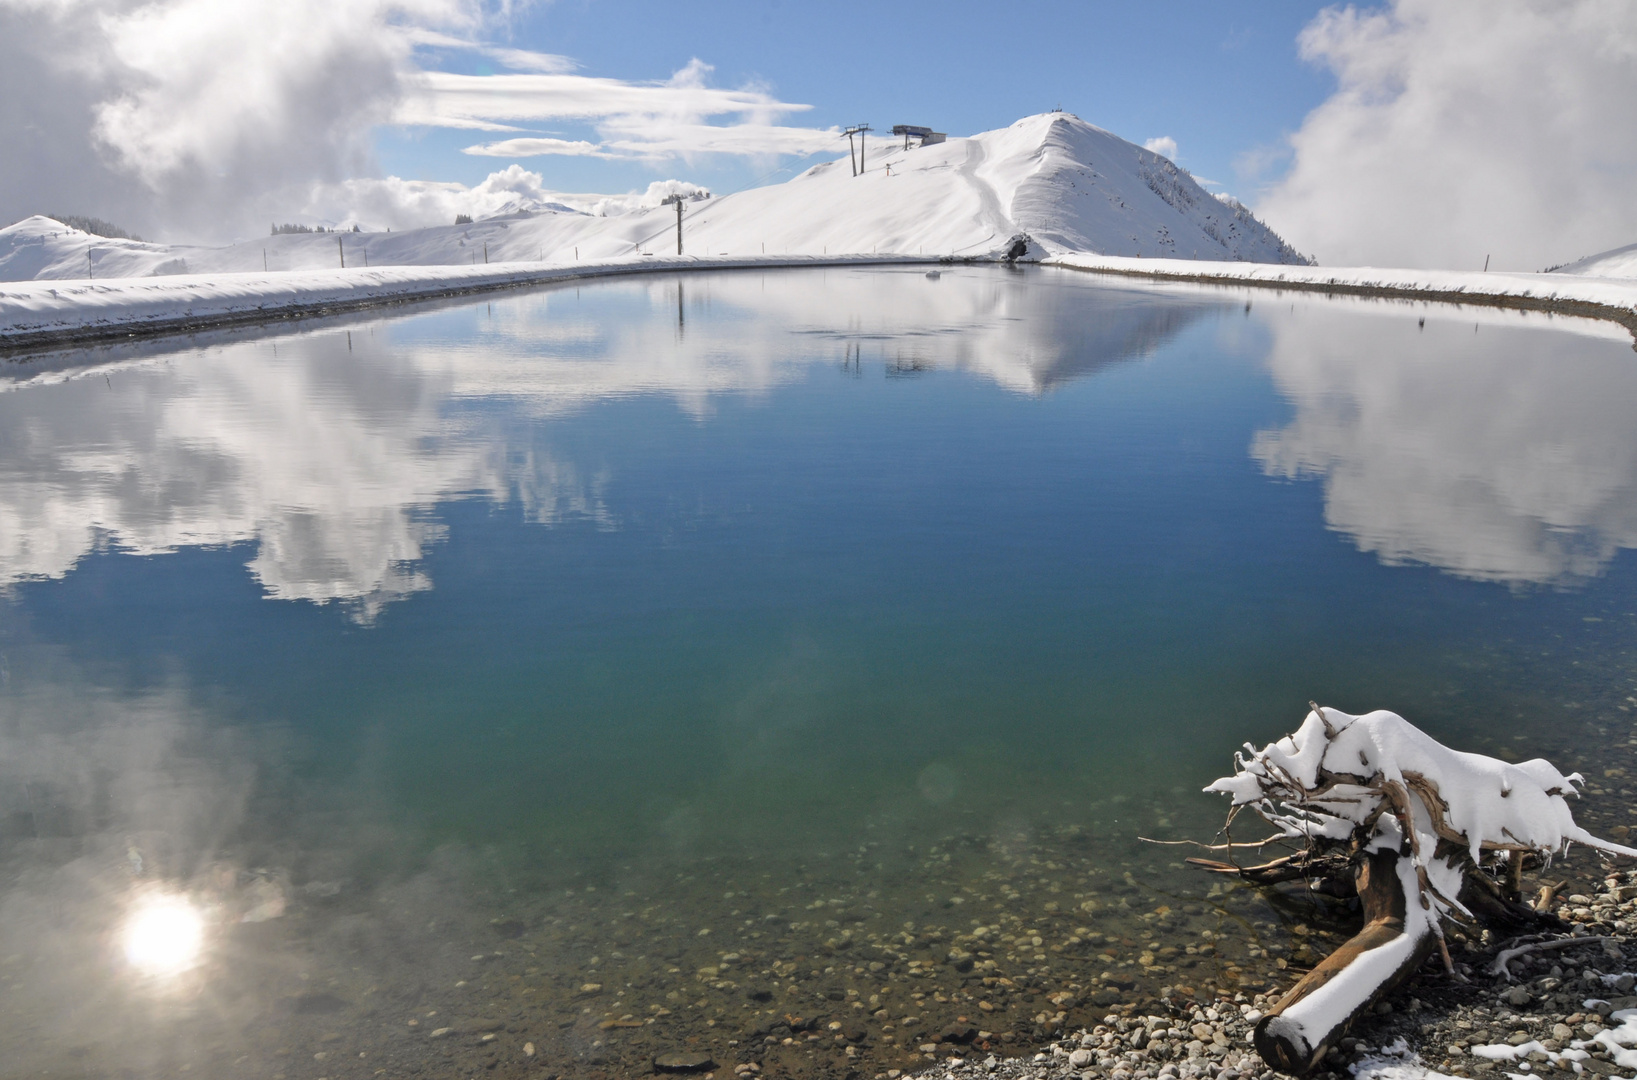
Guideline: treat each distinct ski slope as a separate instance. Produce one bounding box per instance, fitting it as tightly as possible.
[0,113,1307,283]
[1552,240,1637,280]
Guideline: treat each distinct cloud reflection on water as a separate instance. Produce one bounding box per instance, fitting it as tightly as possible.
[0,268,1213,619]
[1253,307,1637,586]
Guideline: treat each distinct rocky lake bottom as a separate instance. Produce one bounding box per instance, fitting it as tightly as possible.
[6,665,1635,1080]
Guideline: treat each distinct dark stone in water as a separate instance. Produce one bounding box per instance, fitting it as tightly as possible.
[490,918,527,939]
[1091,988,1122,1007]
[841,1022,869,1043]
[940,1024,978,1044]
[824,988,846,1001]
[654,1051,715,1072]
[291,992,347,1015]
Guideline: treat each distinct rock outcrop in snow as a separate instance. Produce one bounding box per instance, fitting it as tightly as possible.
[0,113,1308,282]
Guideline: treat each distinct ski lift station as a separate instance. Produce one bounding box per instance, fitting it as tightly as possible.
[892,125,946,149]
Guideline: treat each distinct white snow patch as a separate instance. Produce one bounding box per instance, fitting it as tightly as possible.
[1577,1009,1637,1071]
[1351,1037,1458,1080]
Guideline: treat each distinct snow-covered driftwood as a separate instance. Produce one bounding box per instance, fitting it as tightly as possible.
[1201,706,1637,1076]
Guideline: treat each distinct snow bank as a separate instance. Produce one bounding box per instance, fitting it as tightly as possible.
[1047,254,1637,333]
[0,254,929,350]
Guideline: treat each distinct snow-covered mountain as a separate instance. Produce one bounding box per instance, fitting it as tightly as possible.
[0,215,190,280]
[1551,240,1637,279]
[0,113,1308,282]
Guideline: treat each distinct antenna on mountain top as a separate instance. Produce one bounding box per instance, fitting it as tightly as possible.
[841,125,871,176]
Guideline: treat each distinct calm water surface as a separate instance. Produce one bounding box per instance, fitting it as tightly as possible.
[2,266,1636,1078]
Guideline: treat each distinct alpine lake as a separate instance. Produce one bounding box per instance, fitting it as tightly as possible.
[2,265,1637,1080]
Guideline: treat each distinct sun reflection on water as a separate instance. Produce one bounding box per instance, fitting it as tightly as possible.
[122,892,205,977]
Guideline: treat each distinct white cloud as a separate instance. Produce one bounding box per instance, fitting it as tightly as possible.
[1143,136,1178,162]
[288,166,719,230]
[1258,0,1637,270]
[400,59,806,128]
[463,136,608,158]
[417,58,836,162]
[0,0,488,241]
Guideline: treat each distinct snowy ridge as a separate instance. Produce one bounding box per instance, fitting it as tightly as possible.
[1552,241,1637,281]
[0,216,189,281]
[0,113,1305,283]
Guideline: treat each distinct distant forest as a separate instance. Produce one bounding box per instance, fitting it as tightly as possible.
[272,223,362,235]
[54,214,142,242]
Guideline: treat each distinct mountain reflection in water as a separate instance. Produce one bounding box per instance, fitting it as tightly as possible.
[0,268,1212,622]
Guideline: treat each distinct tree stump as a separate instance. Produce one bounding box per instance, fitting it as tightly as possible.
[1252,848,1432,1075]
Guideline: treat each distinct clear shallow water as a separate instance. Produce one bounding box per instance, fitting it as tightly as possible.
[2,266,1637,1078]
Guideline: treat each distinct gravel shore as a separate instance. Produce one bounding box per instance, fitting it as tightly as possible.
[899,870,1637,1080]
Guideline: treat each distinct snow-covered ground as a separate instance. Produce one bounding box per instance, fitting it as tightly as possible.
[7,250,1637,353]
[0,113,1304,284]
[1552,241,1637,280]
[1047,254,1637,330]
[0,254,931,348]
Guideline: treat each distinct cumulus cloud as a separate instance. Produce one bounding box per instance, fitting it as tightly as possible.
[0,2,834,241]
[291,167,713,230]
[1143,136,1178,162]
[0,0,488,241]
[1258,0,1637,270]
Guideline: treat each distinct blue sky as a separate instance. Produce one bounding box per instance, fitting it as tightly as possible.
[383,1,1341,201]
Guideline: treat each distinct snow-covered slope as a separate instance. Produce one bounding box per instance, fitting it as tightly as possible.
[1552,240,1637,279]
[0,113,1307,282]
[0,216,191,280]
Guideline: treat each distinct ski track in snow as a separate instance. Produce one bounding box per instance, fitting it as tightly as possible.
[958,136,1010,252]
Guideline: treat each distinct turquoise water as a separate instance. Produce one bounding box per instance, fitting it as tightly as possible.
[2,266,1636,1078]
